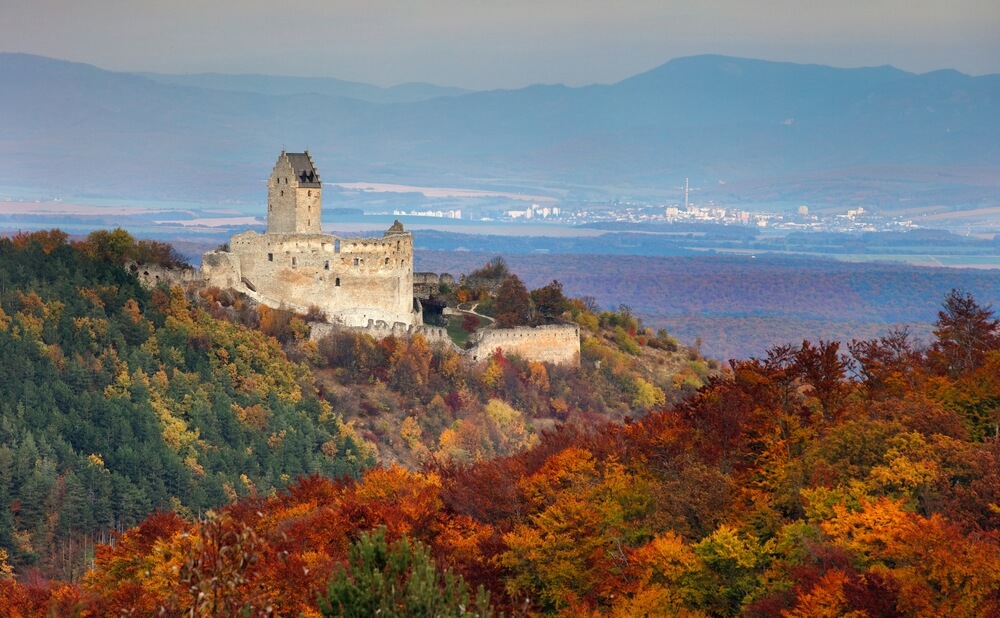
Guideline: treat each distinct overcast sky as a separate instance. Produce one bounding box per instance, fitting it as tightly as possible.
[2,0,998,89]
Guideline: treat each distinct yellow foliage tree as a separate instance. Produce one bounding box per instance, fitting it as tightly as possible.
[821,497,1000,616]
[501,447,653,611]
[0,547,13,579]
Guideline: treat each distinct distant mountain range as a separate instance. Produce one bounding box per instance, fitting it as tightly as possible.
[1,52,998,207]
[136,71,470,104]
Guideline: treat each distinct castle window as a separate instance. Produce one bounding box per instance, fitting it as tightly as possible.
[353,258,359,266]
[385,257,389,265]
[268,253,273,262]
[324,260,329,270]
[291,257,297,267]
[308,191,311,197]
[334,240,341,253]
[396,241,400,251]
[280,190,284,197]
[335,278,340,287]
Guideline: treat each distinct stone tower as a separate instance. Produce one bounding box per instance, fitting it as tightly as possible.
[267,151,322,234]
[202,151,420,328]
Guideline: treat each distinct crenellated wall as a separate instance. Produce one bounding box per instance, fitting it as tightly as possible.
[204,226,416,328]
[467,324,581,366]
[310,321,580,367]
[310,320,453,348]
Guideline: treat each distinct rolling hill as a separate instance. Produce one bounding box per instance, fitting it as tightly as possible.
[1,52,998,206]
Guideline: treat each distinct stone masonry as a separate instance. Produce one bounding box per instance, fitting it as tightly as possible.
[189,151,579,366]
[467,324,581,366]
[201,151,419,328]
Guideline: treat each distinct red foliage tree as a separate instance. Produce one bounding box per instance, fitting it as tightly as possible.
[929,289,1000,377]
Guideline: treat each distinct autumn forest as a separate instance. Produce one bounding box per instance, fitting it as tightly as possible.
[2,230,1000,616]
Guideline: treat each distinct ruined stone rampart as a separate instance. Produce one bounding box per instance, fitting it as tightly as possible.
[211,228,415,327]
[467,324,580,367]
[310,321,580,367]
[310,321,453,348]
[413,272,455,299]
[130,263,202,289]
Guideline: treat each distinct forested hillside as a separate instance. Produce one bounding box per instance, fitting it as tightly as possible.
[0,231,710,592]
[3,231,1000,616]
[5,286,1000,615]
[0,230,373,581]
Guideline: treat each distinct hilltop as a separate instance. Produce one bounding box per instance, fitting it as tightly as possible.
[0,230,712,584]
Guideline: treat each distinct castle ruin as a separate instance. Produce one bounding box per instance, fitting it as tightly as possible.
[193,151,578,366]
[201,151,419,328]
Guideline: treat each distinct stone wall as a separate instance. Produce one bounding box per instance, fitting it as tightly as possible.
[468,324,581,366]
[310,321,580,367]
[310,321,453,348]
[129,255,583,368]
[413,272,455,299]
[201,251,242,289]
[204,226,417,327]
[130,263,202,289]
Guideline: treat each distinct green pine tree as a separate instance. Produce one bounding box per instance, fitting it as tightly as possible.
[319,527,496,618]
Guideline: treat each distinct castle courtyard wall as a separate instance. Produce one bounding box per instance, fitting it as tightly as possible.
[310,321,453,349]
[310,322,580,367]
[466,324,581,366]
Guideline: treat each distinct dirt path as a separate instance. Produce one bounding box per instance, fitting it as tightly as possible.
[465,302,495,324]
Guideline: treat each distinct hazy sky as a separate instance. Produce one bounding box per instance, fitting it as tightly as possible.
[2,0,998,89]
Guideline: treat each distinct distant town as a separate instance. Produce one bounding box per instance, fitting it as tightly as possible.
[499,200,915,234]
[388,199,917,235]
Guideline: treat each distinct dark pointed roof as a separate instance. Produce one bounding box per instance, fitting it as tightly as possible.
[284,151,321,188]
[384,220,407,236]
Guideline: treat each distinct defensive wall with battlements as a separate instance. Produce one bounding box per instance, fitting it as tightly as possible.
[467,324,581,366]
[310,321,580,367]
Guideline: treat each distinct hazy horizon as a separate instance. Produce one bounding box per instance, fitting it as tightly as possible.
[2,1,998,90]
